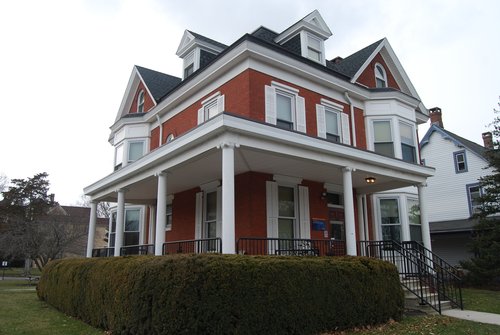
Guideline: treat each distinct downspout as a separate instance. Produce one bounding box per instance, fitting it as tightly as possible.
[344,92,357,147]
[156,115,163,147]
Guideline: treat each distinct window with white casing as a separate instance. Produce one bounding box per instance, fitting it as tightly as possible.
[379,198,401,241]
[400,122,417,163]
[316,99,351,144]
[373,120,394,157]
[124,208,140,246]
[407,198,421,242]
[197,92,225,125]
[265,82,306,133]
[166,204,173,231]
[137,90,145,113]
[467,183,482,216]
[375,63,388,88]
[306,34,322,63]
[128,141,145,163]
[184,51,195,79]
[114,144,124,170]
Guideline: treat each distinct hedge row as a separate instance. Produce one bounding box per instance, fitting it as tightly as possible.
[37,254,403,335]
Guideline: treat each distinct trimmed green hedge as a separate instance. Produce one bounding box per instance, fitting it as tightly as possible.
[37,254,403,335]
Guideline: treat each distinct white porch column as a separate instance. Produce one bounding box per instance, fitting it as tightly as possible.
[356,194,365,241]
[221,143,236,254]
[114,189,126,257]
[86,201,98,258]
[417,183,432,251]
[343,167,357,256]
[155,172,168,256]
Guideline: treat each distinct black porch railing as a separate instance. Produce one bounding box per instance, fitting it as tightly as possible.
[163,238,222,255]
[120,244,154,256]
[236,237,346,256]
[92,247,114,257]
[359,240,463,314]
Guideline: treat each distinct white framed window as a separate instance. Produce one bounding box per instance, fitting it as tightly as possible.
[108,207,142,247]
[166,134,175,143]
[183,51,195,79]
[166,204,173,231]
[316,99,351,144]
[137,90,145,113]
[128,140,145,163]
[375,63,388,88]
[265,82,306,133]
[400,122,417,163]
[466,183,482,216]
[379,198,401,241]
[373,120,394,157]
[306,34,322,62]
[197,92,225,124]
[454,151,467,173]
[114,144,124,170]
[407,198,421,242]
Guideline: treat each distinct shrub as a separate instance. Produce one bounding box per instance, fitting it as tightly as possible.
[37,254,403,334]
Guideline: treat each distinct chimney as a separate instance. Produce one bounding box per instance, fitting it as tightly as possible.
[482,132,494,149]
[331,56,343,64]
[429,107,443,128]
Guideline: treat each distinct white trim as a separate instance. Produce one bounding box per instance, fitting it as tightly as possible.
[374,63,388,88]
[200,180,221,191]
[274,10,332,44]
[298,185,311,239]
[201,91,222,105]
[324,183,343,193]
[271,80,300,93]
[266,181,279,240]
[273,174,302,185]
[320,98,344,111]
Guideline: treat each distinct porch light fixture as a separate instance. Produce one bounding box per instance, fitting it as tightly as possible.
[365,176,376,184]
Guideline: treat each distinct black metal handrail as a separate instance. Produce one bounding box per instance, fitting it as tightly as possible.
[120,244,154,256]
[359,240,463,314]
[163,238,222,255]
[92,247,114,257]
[236,237,346,256]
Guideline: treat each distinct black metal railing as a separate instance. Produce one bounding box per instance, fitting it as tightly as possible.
[163,238,222,255]
[236,237,346,256]
[120,244,154,256]
[92,247,114,257]
[359,240,463,314]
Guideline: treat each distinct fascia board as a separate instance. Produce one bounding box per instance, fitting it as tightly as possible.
[114,67,141,123]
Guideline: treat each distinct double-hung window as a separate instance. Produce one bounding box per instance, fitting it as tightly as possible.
[265,82,306,133]
[166,204,173,231]
[124,209,140,246]
[400,122,416,163]
[375,63,388,88]
[114,144,124,170]
[307,34,322,62]
[184,51,195,79]
[407,198,421,242]
[197,92,225,124]
[373,120,394,157]
[316,99,350,144]
[454,151,467,173]
[128,141,145,163]
[379,198,401,241]
[325,108,341,143]
[467,183,482,215]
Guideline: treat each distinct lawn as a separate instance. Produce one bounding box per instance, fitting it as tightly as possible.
[0,280,105,335]
[1,277,499,335]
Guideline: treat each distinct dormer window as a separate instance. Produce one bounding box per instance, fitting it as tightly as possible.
[137,90,145,113]
[183,51,195,79]
[375,63,388,88]
[306,34,322,62]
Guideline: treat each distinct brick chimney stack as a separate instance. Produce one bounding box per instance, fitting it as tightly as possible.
[429,107,443,128]
[482,132,494,149]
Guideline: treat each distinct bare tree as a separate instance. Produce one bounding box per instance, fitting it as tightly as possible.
[77,194,111,218]
[0,173,8,194]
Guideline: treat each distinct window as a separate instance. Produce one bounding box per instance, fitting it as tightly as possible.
[407,199,422,242]
[204,191,217,240]
[184,63,194,78]
[326,192,343,207]
[454,151,467,173]
[373,120,394,157]
[380,198,401,241]
[278,186,296,249]
[375,63,387,88]
[109,212,117,247]
[325,108,340,142]
[467,184,482,215]
[316,100,350,144]
[276,92,294,130]
[166,204,172,231]
[184,51,195,79]
[198,93,224,124]
[114,144,123,170]
[166,134,175,143]
[265,83,306,132]
[307,34,322,62]
[400,122,416,163]
[128,141,144,163]
[137,90,145,113]
[124,209,140,246]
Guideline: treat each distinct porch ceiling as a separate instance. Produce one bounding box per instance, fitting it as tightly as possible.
[86,114,433,204]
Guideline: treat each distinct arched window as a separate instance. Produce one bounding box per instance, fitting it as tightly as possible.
[137,90,145,113]
[374,63,388,88]
[166,134,175,143]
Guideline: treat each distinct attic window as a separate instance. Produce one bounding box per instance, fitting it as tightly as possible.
[137,90,145,113]
[307,34,322,62]
[183,51,195,79]
[375,64,387,88]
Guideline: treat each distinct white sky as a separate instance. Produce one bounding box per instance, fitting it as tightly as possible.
[1,0,499,205]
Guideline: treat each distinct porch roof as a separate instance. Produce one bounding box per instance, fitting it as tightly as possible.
[84,113,434,203]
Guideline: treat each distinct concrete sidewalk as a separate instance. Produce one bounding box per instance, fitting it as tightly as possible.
[442,309,500,326]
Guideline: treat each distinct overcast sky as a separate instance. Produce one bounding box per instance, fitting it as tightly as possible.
[1,0,499,205]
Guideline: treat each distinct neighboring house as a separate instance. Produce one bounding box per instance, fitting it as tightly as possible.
[420,108,494,265]
[84,10,435,258]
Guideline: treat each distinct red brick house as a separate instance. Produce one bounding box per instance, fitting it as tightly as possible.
[84,10,434,258]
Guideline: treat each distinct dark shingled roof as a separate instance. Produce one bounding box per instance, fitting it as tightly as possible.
[135,66,181,102]
[187,30,228,50]
[421,124,487,160]
[328,39,384,78]
[251,26,279,43]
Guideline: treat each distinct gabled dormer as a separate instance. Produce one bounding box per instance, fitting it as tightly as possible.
[274,10,332,65]
[176,30,227,80]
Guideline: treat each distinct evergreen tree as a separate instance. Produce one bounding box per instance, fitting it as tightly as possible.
[461,98,500,289]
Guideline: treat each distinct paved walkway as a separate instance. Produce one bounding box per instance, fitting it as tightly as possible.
[442,309,500,326]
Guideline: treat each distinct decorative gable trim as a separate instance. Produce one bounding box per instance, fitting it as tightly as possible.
[275,10,332,44]
[176,30,226,58]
